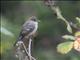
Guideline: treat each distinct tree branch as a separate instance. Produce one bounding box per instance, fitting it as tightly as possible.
[28,38,32,60]
[15,39,36,60]
[44,0,72,33]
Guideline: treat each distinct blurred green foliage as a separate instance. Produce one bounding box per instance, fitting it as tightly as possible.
[1,1,80,60]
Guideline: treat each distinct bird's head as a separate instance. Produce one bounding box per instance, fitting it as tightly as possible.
[30,16,40,22]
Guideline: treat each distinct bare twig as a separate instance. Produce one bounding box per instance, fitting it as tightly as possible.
[28,38,32,60]
[22,41,36,60]
[45,0,72,33]
[15,39,36,60]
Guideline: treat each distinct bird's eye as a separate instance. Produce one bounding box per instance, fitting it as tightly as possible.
[32,19,36,21]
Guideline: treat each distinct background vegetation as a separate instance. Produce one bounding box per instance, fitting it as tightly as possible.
[1,1,80,60]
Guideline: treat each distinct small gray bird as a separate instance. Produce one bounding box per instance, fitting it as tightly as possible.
[14,16,39,46]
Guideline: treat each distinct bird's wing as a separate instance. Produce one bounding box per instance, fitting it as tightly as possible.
[18,21,35,41]
[14,21,36,46]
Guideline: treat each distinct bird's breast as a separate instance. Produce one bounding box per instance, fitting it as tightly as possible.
[28,23,38,36]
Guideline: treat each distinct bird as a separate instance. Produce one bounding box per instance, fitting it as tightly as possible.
[14,16,39,46]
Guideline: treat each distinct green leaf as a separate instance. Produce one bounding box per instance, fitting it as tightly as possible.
[76,17,80,24]
[57,41,73,54]
[76,17,80,27]
[54,7,72,33]
[67,23,72,33]
[62,35,75,40]
[1,27,14,37]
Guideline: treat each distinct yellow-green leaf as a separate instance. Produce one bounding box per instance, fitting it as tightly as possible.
[67,23,72,33]
[62,35,75,40]
[57,41,73,54]
[76,17,80,23]
[75,31,80,37]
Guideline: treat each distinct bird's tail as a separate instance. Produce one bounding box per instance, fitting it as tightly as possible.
[13,33,25,46]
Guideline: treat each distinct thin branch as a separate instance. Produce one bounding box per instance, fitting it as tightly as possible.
[48,0,68,23]
[28,38,32,60]
[18,47,22,60]
[22,41,36,60]
[45,0,72,33]
[15,40,36,60]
